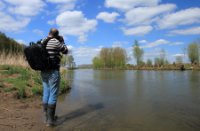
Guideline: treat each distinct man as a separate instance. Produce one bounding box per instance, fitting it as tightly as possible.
[41,28,68,126]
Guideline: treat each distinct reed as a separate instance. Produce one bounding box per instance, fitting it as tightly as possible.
[0,52,28,67]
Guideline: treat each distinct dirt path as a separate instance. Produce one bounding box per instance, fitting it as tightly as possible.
[0,92,54,131]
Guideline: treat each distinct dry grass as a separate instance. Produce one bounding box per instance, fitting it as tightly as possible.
[0,52,28,67]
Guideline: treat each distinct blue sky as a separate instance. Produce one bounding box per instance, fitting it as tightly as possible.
[0,0,200,65]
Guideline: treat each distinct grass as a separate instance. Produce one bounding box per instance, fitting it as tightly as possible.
[0,65,70,99]
[0,51,70,99]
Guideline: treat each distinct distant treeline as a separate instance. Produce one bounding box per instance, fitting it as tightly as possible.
[0,32,24,54]
[92,39,200,69]
[93,47,127,69]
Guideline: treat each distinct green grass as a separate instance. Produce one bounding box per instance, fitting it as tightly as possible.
[0,65,70,99]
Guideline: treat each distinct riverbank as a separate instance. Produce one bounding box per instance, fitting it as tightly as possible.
[0,65,70,130]
[93,64,200,71]
[0,65,70,99]
[0,92,49,130]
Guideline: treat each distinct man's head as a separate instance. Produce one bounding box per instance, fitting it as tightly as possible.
[49,28,59,37]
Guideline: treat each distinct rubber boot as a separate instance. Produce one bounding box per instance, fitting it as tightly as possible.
[46,104,56,127]
[43,103,48,123]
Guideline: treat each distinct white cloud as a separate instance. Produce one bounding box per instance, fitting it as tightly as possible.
[139,40,148,44]
[67,45,73,50]
[74,47,101,57]
[33,29,44,36]
[96,12,119,23]
[66,45,73,54]
[0,12,30,32]
[112,41,127,47]
[169,26,200,35]
[0,1,45,32]
[158,8,200,29]
[124,4,176,26]
[56,11,98,42]
[173,54,184,57]
[16,39,26,44]
[140,39,184,48]
[73,46,102,64]
[46,0,77,12]
[112,43,122,47]
[47,20,55,25]
[144,50,161,58]
[46,0,76,3]
[4,0,45,16]
[170,42,184,46]
[142,39,169,48]
[122,26,153,36]
[78,35,87,43]
[105,0,160,11]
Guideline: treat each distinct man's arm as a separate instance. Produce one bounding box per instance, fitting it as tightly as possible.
[59,44,68,54]
[57,36,68,54]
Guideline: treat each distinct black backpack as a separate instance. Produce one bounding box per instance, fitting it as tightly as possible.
[24,38,52,71]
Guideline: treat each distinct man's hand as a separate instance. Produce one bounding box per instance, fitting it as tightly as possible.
[58,36,64,43]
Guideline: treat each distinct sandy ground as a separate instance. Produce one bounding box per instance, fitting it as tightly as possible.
[0,92,54,131]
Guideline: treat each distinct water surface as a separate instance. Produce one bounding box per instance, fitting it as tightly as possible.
[56,70,200,131]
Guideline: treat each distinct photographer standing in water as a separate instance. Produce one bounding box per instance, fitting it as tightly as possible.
[41,28,68,127]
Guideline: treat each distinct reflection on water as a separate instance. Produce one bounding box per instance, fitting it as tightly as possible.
[56,69,200,131]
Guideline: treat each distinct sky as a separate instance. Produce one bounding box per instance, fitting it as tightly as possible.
[0,0,200,65]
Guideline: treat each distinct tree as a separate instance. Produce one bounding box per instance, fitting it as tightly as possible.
[188,43,199,64]
[176,55,183,64]
[92,57,103,69]
[93,47,127,69]
[159,49,166,66]
[146,59,153,67]
[154,57,161,67]
[112,47,127,68]
[66,55,75,69]
[99,48,110,68]
[61,55,67,66]
[0,32,24,54]
[133,40,144,66]
[154,56,169,67]
[182,46,187,63]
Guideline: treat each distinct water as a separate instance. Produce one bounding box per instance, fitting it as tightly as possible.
[56,69,200,131]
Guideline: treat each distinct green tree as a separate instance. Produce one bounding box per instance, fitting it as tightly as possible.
[61,55,67,66]
[92,57,103,69]
[159,49,166,66]
[188,43,199,64]
[165,59,170,65]
[93,47,127,69]
[146,59,153,67]
[112,47,127,68]
[0,32,24,54]
[133,40,144,66]
[154,57,160,67]
[99,48,110,68]
[176,55,183,64]
[66,55,75,69]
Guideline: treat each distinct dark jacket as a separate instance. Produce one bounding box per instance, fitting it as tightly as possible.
[42,36,68,70]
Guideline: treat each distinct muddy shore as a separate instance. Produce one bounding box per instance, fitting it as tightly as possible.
[0,92,54,131]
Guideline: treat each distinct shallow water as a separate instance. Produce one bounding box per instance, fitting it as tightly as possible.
[56,69,200,131]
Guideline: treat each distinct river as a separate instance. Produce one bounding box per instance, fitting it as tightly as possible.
[56,69,200,131]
